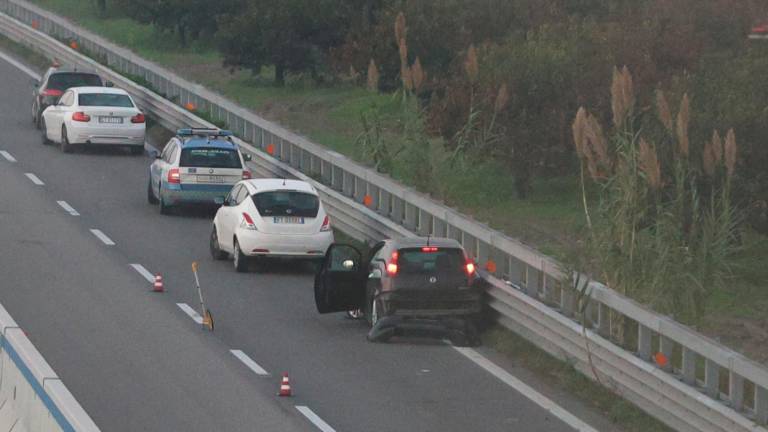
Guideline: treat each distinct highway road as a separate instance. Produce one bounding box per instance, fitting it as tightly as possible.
[0,52,611,432]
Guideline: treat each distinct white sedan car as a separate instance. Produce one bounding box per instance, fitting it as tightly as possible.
[210,179,334,272]
[40,86,146,154]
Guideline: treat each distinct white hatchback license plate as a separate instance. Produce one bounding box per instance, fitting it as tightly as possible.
[98,116,123,124]
[196,175,224,183]
[273,216,304,224]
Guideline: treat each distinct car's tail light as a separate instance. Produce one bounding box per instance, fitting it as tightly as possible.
[131,113,145,123]
[242,170,252,180]
[41,88,63,97]
[320,215,331,232]
[241,212,258,230]
[386,251,399,276]
[167,168,180,184]
[421,246,438,252]
[71,111,90,122]
[465,260,476,276]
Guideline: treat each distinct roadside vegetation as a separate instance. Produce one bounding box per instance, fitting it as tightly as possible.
[26,0,768,361]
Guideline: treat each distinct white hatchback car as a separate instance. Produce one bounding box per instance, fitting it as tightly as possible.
[210,179,334,272]
[40,86,146,154]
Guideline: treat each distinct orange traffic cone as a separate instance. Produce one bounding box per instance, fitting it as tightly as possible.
[153,274,164,292]
[278,373,292,397]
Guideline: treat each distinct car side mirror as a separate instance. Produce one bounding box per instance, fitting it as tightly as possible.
[105,81,114,87]
[242,153,252,162]
[368,269,382,279]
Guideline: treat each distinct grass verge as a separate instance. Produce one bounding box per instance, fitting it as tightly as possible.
[0,33,50,70]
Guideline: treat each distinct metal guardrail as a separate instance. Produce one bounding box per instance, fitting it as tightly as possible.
[1,2,767,430]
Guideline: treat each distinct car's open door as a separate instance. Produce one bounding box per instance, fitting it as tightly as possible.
[314,244,366,313]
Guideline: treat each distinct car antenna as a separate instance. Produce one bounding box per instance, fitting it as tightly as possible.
[426,234,431,246]
[282,177,286,186]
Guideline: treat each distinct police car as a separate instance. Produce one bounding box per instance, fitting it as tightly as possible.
[147,128,252,214]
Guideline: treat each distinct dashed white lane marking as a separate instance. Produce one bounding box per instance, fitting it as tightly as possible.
[89,229,115,246]
[452,346,599,432]
[230,350,269,376]
[0,151,16,162]
[129,264,155,283]
[56,200,79,216]
[24,173,44,185]
[295,406,336,432]
[176,303,203,324]
[0,50,41,80]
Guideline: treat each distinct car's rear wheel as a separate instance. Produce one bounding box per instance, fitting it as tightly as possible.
[233,239,249,272]
[40,119,51,145]
[147,179,159,204]
[210,227,227,260]
[60,126,73,154]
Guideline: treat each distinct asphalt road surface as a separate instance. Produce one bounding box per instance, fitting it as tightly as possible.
[0,53,609,432]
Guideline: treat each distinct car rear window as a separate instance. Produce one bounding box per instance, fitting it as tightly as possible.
[179,148,242,168]
[252,191,319,218]
[46,73,102,91]
[397,248,465,275]
[78,93,134,107]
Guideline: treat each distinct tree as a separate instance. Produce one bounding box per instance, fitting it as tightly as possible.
[217,0,354,85]
[115,0,225,46]
[94,0,106,15]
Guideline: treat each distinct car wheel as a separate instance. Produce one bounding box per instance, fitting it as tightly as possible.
[147,179,159,204]
[346,309,364,320]
[370,296,381,327]
[41,119,51,145]
[129,145,144,156]
[60,126,73,154]
[233,239,249,273]
[210,227,227,260]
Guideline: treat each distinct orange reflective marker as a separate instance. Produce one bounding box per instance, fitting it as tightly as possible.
[184,102,196,111]
[363,195,373,207]
[266,143,276,156]
[485,260,497,273]
[31,20,39,29]
[69,40,79,50]
[654,352,669,368]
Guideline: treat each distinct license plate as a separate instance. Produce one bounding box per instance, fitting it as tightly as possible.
[196,175,224,183]
[98,116,123,124]
[273,216,304,224]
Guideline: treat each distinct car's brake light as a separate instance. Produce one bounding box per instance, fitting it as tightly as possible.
[421,246,438,252]
[42,88,63,97]
[241,212,257,230]
[320,215,331,232]
[130,113,145,123]
[386,251,399,276]
[465,260,476,276]
[71,111,90,122]
[242,170,252,180]
[167,168,180,184]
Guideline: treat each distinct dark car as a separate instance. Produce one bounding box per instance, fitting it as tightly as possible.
[31,67,108,128]
[314,237,483,345]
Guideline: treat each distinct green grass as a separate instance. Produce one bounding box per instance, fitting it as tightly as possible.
[483,325,674,432]
[0,34,50,70]
[26,0,768,362]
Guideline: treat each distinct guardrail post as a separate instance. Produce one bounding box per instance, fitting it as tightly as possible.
[757,386,768,424]
[403,203,416,230]
[682,347,697,386]
[659,336,674,372]
[729,371,744,411]
[560,284,575,318]
[391,197,404,224]
[704,359,720,399]
[638,325,652,361]
[597,303,610,337]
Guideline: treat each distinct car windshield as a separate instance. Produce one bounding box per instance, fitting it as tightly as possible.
[252,191,319,218]
[397,248,465,275]
[78,93,134,107]
[179,148,242,168]
[46,73,102,91]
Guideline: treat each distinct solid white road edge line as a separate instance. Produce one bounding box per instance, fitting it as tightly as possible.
[176,303,203,324]
[230,350,269,376]
[56,200,80,216]
[0,150,16,162]
[24,172,44,185]
[89,229,115,246]
[452,346,599,432]
[295,406,336,432]
[0,49,41,80]
[129,264,155,283]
